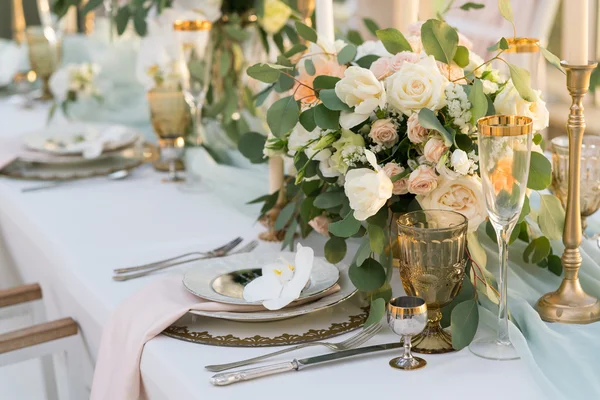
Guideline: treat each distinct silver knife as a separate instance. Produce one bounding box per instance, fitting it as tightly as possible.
[209,342,404,386]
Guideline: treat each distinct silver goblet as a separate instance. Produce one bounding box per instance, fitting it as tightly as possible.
[386,296,428,370]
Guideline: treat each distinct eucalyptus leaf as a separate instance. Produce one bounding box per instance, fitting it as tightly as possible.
[454,133,473,152]
[313,76,341,90]
[295,21,318,43]
[284,44,308,58]
[538,194,565,240]
[115,6,131,35]
[337,44,357,65]
[282,219,298,251]
[349,258,387,292]
[418,109,453,146]
[274,202,296,230]
[319,89,351,111]
[527,152,552,190]
[460,2,485,10]
[420,19,459,64]
[364,298,385,326]
[523,237,551,264]
[498,0,514,24]
[347,30,364,46]
[329,212,361,238]
[304,59,316,75]
[454,46,470,68]
[237,131,266,163]
[441,276,474,328]
[247,63,290,83]
[255,85,274,107]
[450,299,479,350]
[469,79,487,124]
[299,107,317,131]
[508,63,536,102]
[314,190,345,209]
[533,133,543,145]
[364,18,380,36]
[368,224,385,254]
[82,0,103,14]
[355,55,380,68]
[314,104,340,130]
[355,237,372,266]
[376,28,413,54]
[548,254,563,276]
[539,45,565,74]
[133,7,147,36]
[517,195,530,223]
[267,96,299,137]
[325,236,347,264]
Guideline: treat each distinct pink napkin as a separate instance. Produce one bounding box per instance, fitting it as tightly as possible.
[0,137,23,170]
[90,275,339,400]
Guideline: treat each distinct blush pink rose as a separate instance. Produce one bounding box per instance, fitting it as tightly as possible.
[368,118,398,147]
[423,135,449,163]
[406,36,423,53]
[408,165,438,195]
[407,113,429,144]
[390,51,420,71]
[437,61,465,83]
[370,57,393,80]
[309,214,331,237]
[294,59,346,105]
[383,162,409,195]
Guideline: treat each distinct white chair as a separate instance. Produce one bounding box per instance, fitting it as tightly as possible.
[0,283,85,400]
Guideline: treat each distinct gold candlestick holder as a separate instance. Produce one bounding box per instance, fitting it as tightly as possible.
[535,61,600,324]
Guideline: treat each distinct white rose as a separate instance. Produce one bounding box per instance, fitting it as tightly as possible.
[450,149,471,175]
[259,0,292,34]
[493,81,549,131]
[386,55,447,116]
[344,150,393,221]
[287,124,320,154]
[482,79,499,95]
[355,40,391,59]
[417,175,487,232]
[335,66,386,128]
[49,67,70,102]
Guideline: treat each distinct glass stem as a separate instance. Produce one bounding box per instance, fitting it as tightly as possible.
[402,336,413,360]
[495,223,513,345]
[168,159,177,181]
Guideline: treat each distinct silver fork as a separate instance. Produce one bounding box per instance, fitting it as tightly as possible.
[113,237,243,274]
[112,240,259,282]
[204,322,382,372]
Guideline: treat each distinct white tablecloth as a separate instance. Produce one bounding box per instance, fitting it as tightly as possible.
[0,98,547,399]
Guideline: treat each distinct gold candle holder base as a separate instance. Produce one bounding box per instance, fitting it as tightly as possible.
[535,61,600,324]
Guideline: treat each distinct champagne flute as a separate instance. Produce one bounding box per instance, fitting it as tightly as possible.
[469,115,532,361]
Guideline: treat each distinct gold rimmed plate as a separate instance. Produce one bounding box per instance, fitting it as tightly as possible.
[164,293,367,347]
[182,252,340,306]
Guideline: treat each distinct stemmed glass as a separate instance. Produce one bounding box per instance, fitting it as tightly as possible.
[173,20,214,192]
[469,115,533,361]
[25,26,60,100]
[386,296,428,370]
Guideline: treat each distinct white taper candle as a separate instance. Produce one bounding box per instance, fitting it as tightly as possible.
[565,0,589,65]
[316,0,335,43]
[393,0,420,32]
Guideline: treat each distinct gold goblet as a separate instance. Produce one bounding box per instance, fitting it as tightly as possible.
[25,26,60,101]
[387,296,428,370]
[550,135,600,235]
[147,88,191,182]
[397,210,468,354]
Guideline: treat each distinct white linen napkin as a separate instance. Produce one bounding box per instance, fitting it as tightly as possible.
[75,125,132,159]
[90,275,339,400]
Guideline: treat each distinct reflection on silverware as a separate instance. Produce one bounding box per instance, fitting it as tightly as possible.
[205,322,382,372]
[112,239,259,281]
[209,341,404,386]
[21,169,130,193]
[113,237,243,274]
[387,296,428,370]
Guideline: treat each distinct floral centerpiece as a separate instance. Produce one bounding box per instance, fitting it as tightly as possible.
[241,1,565,346]
[48,62,103,120]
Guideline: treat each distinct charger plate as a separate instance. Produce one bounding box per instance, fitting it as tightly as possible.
[163,293,367,347]
[182,252,340,306]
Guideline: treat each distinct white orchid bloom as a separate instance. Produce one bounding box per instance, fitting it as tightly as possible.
[243,244,315,310]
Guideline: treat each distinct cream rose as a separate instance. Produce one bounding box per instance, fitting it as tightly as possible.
[423,136,448,163]
[390,51,420,71]
[493,81,549,131]
[309,214,331,237]
[259,0,292,34]
[386,55,447,116]
[383,162,409,195]
[417,175,487,232]
[344,150,393,221]
[408,165,438,195]
[335,66,387,128]
[369,118,398,147]
[406,113,429,144]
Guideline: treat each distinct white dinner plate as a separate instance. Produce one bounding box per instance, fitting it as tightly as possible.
[187,263,356,322]
[23,123,139,156]
[183,252,340,306]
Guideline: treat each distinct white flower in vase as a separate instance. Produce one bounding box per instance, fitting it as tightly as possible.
[344,149,393,221]
[493,81,549,132]
[243,244,315,310]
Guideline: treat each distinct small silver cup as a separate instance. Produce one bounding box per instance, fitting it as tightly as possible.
[387,296,428,370]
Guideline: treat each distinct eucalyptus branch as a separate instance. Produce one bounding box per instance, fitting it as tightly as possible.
[281,71,316,93]
[451,49,506,83]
